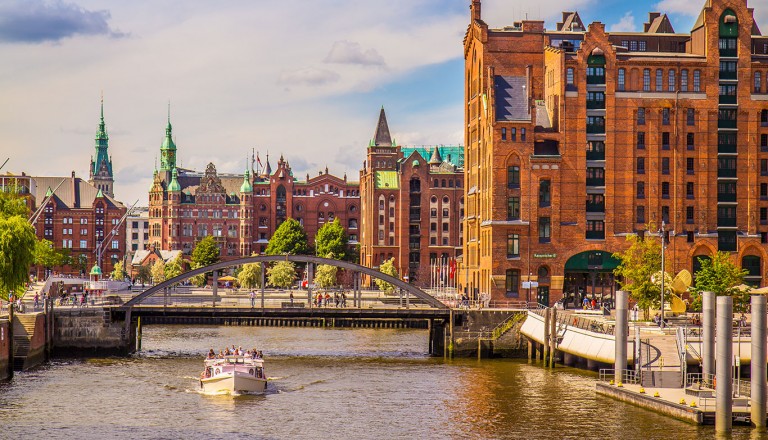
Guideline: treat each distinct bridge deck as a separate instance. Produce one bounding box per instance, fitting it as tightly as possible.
[121,306,451,320]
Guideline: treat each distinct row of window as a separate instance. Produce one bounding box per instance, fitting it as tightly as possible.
[617,68,701,93]
[501,127,527,142]
[60,239,119,249]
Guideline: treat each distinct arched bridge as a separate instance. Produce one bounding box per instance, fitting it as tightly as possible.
[121,254,448,309]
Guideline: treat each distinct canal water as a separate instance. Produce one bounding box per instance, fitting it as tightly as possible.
[0,325,758,439]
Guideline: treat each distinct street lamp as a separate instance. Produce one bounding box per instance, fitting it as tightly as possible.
[660,221,666,329]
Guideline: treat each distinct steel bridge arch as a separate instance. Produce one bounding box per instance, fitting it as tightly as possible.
[121,255,447,309]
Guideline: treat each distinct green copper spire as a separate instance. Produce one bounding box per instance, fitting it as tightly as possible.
[240,168,252,193]
[160,102,177,171]
[168,167,181,192]
[91,97,112,178]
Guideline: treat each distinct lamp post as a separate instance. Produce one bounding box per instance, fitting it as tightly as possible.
[660,221,666,329]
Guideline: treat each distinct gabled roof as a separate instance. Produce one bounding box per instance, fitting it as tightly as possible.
[644,12,675,34]
[32,176,124,209]
[556,12,584,32]
[371,107,393,147]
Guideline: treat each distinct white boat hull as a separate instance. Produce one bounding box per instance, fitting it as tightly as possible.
[201,371,267,394]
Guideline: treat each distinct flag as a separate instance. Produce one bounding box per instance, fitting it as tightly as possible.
[256,152,263,167]
[449,258,457,279]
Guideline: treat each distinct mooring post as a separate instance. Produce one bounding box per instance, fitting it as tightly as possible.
[702,291,716,379]
[137,316,142,352]
[406,288,410,309]
[543,308,550,366]
[212,271,218,307]
[261,262,266,309]
[549,306,557,368]
[716,295,733,434]
[527,340,533,361]
[615,290,628,384]
[752,294,767,429]
[7,300,13,379]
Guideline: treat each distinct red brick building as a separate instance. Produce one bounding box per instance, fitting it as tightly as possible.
[148,115,360,258]
[464,0,768,305]
[359,108,464,287]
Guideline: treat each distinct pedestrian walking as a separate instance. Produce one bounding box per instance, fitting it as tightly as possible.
[34,293,39,309]
[289,292,294,305]
[249,291,256,308]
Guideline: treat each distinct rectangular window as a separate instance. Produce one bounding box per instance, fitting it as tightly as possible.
[686,108,695,126]
[80,240,87,249]
[687,157,695,175]
[510,127,517,141]
[112,240,119,249]
[662,157,670,175]
[501,127,507,140]
[538,217,551,243]
[681,70,688,91]
[566,68,574,85]
[507,234,520,258]
[761,183,768,200]
[521,128,526,141]
[762,159,768,176]
[629,41,638,51]
[636,206,645,224]
[756,72,762,93]
[507,166,520,188]
[505,270,520,295]
[762,208,768,224]
[539,180,551,207]
[662,132,670,150]
[637,181,645,199]
[656,69,663,91]
[662,181,670,198]
[507,197,520,220]
[586,220,605,239]
[662,206,670,223]
[618,68,625,91]
[662,108,670,125]
[639,41,646,51]
[686,181,694,199]
[643,69,651,91]
[762,134,768,152]
[668,70,676,91]
[686,206,694,224]
[637,132,645,149]
[637,157,645,174]
[637,108,646,125]
[687,132,695,150]
[693,70,701,92]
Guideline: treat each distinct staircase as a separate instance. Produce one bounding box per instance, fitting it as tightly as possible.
[12,314,38,371]
[639,334,683,388]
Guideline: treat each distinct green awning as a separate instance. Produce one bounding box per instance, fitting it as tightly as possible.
[564,250,620,272]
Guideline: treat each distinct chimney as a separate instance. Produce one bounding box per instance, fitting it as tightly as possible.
[470,0,481,22]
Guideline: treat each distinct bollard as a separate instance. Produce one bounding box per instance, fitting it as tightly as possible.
[752,295,767,429]
[715,295,733,434]
[614,290,628,385]
[702,291,716,378]
[137,316,142,352]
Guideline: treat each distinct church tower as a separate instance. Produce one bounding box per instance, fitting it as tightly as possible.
[159,105,177,183]
[89,98,114,197]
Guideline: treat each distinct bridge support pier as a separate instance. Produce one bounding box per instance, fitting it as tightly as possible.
[428,319,446,356]
[752,294,767,429]
[543,308,550,365]
[212,271,218,307]
[715,295,733,434]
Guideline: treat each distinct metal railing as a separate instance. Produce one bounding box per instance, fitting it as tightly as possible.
[598,368,640,385]
[685,372,751,398]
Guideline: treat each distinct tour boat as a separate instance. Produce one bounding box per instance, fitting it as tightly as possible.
[200,355,267,394]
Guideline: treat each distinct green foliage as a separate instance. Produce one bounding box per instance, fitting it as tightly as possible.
[151,259,166,283]
[189,269,207,288]
[267,261,296,288]
[238,262,263,289]
[136,264,151,284]
[265,218,309,255]
[110,260,127,281]
[191,236,221,268]
[374,257,399,294]
[0,191,36,300]
[74,254,89,275]
[613,234,662,317]
[164,253,184,280]
[688,290,702,313]
[315,218,347,260]
[694,251,749,309]
[34,239,67,268]
[314,262,338,289]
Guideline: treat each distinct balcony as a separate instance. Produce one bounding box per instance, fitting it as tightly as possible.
[720,48,737,58]
[409,215,421,222]
[717,192,737,202]
[586,230,605,239]
[717,168,737,178]
[586,202,605,212]
[586,150,605,161]
[717,217,737,227]
[586,75,606,85]
[586,177,605,186]
[719,70,737,80]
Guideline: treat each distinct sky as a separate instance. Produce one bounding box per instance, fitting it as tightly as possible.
[1,0,766,206]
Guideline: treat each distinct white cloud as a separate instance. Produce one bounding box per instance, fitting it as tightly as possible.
[324,40,386,67]
[278,67,340,87]
[653,0,702,17]
[608,12,637,32]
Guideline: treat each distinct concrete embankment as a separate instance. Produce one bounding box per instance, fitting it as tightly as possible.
[53,308,134,356]
[451,310,528,358]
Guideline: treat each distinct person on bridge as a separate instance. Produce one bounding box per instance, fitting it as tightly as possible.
[289,292,294,305]
[324,292,331,307]
[250,291,256,308]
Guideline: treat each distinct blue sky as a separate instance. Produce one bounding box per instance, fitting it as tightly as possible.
[0,0,764,205]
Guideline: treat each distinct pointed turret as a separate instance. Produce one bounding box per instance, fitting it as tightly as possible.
[89,96,114,198]
[371,106,393,147]
[264,154,272,176]
[160,103,177,172]
[168,167,181,192]
[429,147,443,165]
[240,168,253,193]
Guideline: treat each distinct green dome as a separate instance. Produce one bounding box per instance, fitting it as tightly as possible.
[89,264,102,276]
[168,167,181,192]
[240,169,252,193]
[412,159,420,167]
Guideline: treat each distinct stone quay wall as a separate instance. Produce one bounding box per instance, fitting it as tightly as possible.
[0,319,9,380]
[53,309,134,356]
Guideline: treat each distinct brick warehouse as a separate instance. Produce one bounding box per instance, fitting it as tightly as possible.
[148,114,360,259]
[464,0,768,305]
[359,108,464,287]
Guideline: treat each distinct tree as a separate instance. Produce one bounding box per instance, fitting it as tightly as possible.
[151,259,166,284]
[613,233,662,319]
[74,253,89,276]
[110,260,127,281]
[34,239,67,273]
[136,264,152,284]
[191,236,221,268]
[374,257,399,294]
[314,255,338,289]
[265,218,309,255]
[0,191,36,300]
[238,261,263,289]
[315,218,347,260]
[694,251,749,310]
[164,253,184,280]
[267,261,296,288]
